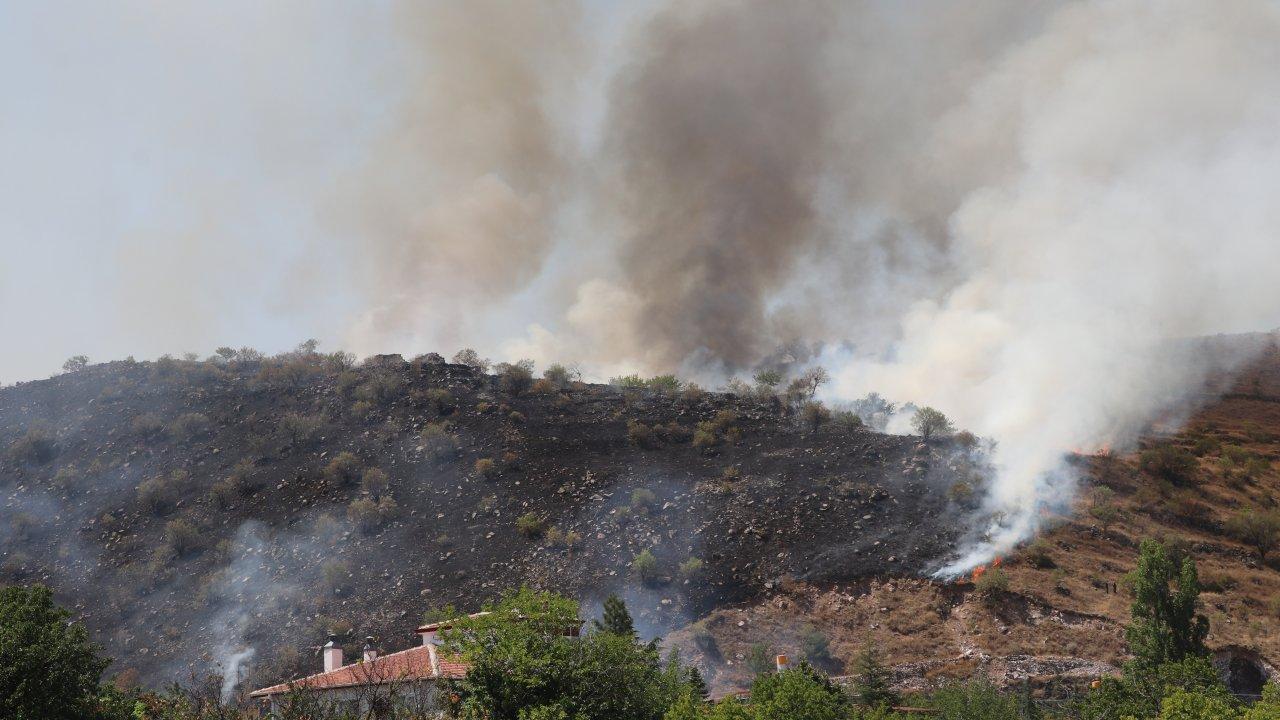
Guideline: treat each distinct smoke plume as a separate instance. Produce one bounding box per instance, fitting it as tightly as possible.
[342,0,1280,568]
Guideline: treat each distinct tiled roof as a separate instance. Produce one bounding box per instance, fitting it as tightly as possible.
[250,645,468,698]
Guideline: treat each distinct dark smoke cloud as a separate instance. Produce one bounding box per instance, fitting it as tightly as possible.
[342,0,584,354]
[602,1,837,370]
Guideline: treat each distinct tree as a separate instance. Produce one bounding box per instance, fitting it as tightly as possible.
[686,667,709,701]
[1080,656,1230,720]
[496,359,535,396]
[0,585,111,720]
[1125,539,1209,668]
[214,346,238,362]
[452,348,491,372]
[61,355,89,373]
[749,662,851,720]
[1227,509,1280,562]
[1140,445,1199,486]
[799,402,831,435]
[752,370,782,391]
[1158,688,1239,720]
[852,642,898,708]
[444,588,691,720]
[911,407,955,440]
[594,594,637,639]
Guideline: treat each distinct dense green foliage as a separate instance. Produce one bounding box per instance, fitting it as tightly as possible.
[1124,539,1209,669]
[0,584,111,720]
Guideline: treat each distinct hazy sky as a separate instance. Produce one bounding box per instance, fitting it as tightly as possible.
[0,1,644,382]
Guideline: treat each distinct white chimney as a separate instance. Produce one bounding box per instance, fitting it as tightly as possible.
[362,637,378,663]
[775,654,790,672]
[323,635,344,672]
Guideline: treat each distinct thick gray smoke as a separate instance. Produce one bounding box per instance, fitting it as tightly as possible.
[342,0,1280,569]
[340,0,584,355]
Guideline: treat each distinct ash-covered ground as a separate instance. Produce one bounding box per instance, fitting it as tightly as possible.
[0,352,984,692]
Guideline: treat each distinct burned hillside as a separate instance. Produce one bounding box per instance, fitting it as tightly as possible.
[0,351,976,692]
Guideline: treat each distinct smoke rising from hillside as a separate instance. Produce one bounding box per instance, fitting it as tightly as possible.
[342,0,1280,569]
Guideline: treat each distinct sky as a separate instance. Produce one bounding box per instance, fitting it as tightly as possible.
[0,0,646,382]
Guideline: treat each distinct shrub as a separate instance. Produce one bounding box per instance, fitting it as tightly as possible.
[421,423,460,462]
[163,519,203,557]
[130,413,165,439]
[627,420,658,449]
[421,388,456,416]
[653,422,692,443]
[167,412,210,442]
[1227,509,1280,561]
[1022,538,1056,569]
[746,643,775,675]
[496,359,535,396]
[321,560,351,594]
[508,411,525,424]
[678,557,705,577]
[336,370,362,398]
[516,512,546,539]
[9,428,57,464]
[691,622,719,656]
[354,370,405,406]
[1140,444,1199,485]
[631,488,657,514]
[678,384,705,405]
[632,549,660,584]
[693,410,739,449]
[646,375,681,394]
[323,452,362,486]
[833,411,863,430]
[475,458,497,480]
[543,363,576,387]
[348,496,398,534]
[800,625,834,666]
[452,348,490,372]
[753,370,783,390]
[209,478,241,509]
[974,567,1009,601]
[799,401,831,434]
[62,355,89,373]
[361,468,389,498]
[912,406,955,439]
[721,466,742,482]
[278,413,325,448]
[610,374,647,390]
[530,378,557,395]
[137,471,185,515]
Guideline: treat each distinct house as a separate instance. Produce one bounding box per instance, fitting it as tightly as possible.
[249,616,479,717]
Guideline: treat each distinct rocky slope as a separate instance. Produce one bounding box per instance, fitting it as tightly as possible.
[2,342,1278,698]
[0,351,972,694]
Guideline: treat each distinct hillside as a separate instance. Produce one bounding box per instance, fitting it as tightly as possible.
[2,344,1279,699]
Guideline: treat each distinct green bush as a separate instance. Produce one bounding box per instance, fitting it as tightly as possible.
[631,488,657,513]
[0,585,111,719]
[323,451,362,486]
[1140,444,1199,485]
[348,496,398,535]
[646,375,682,394]
[912,406,955,439]
[167,412,210,442]
[974,567,1009,601]
[496,359,535,396]
[163,519,203,557]
[452,348,490,372]
[516,512,546,539]
[421,423,461,462]
[1227,509,1280,561]
[9,427,57,464]
[361,467,389,498]
[632,549,659,584]
[277,413,325,448]
[799,401,831,434]
[678,557,705,577]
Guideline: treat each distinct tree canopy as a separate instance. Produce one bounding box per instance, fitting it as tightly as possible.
[0,584,111,720]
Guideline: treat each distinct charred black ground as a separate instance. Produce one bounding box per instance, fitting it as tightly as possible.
[0,353,975,691]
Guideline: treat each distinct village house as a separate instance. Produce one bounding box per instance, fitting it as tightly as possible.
[249,617,476,717]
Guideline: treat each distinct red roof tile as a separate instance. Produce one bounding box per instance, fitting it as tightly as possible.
[250,645,468,698]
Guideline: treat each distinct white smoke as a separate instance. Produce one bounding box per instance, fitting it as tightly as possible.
[833,0,1280,572]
